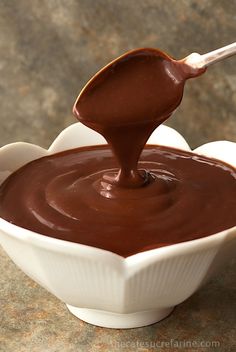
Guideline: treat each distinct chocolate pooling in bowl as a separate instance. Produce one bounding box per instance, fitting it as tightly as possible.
[0,48,235,257]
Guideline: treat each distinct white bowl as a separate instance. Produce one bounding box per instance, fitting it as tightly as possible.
[0,123,236,329]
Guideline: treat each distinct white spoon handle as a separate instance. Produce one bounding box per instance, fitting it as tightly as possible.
[184,42,236,69]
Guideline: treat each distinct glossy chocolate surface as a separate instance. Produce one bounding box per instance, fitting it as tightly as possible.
[0,145,235,257]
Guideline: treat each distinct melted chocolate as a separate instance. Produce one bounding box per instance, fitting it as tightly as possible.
[73,48,205,187]
[0,145,235,257]
[0,47,235,257]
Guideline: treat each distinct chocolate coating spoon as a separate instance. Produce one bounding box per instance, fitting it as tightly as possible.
[73,44,235,188]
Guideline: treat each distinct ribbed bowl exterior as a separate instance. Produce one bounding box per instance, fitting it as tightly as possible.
[0,224,235,313]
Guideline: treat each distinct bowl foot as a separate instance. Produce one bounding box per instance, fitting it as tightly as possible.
[66,304,174,329]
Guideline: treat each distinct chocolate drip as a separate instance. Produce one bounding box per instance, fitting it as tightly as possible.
[73,48,204,188]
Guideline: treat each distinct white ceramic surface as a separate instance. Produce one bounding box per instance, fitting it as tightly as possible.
[0,123,236,329]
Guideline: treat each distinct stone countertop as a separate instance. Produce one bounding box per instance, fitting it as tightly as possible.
[1,246,236,352]
[0,0,236,351]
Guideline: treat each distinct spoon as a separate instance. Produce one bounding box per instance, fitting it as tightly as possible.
[73,43,236,188]
[183,42,236,69]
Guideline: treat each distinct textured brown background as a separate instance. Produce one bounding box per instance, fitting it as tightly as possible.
[0,0,235,148]
[0,1,236,351]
